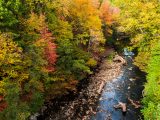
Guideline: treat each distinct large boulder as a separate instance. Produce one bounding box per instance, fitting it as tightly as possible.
[113,55,126,65]
[114,102,127,114]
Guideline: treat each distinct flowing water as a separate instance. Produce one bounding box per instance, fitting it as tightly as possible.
[36,53,145,120]
[91,56,145,120]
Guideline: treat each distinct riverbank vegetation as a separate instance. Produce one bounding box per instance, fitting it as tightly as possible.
[1,0,159,119]
[0,0,118,119]
[113,0,160,119]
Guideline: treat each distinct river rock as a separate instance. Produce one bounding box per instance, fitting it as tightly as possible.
[113,55,126,65]
[114,102,127,113]
[30,113,40,120]
[37,53,124,120]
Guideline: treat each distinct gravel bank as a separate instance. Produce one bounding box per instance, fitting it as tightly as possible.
[46,56,125,120]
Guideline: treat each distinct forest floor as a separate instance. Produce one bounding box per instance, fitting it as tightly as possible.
[33,47,126,120]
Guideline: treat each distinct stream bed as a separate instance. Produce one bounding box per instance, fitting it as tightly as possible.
[91,56,145,120]
[35,53,145,120]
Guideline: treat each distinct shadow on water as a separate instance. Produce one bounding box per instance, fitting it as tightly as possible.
[91,56,146,120]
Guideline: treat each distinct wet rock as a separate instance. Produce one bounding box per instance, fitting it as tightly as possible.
[86,111,90,115]
[30,113,40,120]
[114,102,127,113]
[113,55,126,65]
[99,97,103,101]
[129,78,136,81]
[40,54,124,120]
[128,67,133,70]
[128,98,141,108]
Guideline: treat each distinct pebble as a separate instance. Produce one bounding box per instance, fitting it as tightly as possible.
[128,67,133,70]
[129,78,136,81]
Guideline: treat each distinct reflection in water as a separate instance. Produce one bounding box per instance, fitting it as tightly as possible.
[91,56,145,120]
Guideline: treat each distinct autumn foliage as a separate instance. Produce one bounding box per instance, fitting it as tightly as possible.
[0,96,7,112]
[0,0,115,119]
[114,0,160,119]
[100,0,112,23]
[40,27,58,72]
[99,0,119,24]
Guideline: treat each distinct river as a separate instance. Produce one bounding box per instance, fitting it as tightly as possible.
[91,56,145,120]
[34,52,145,120]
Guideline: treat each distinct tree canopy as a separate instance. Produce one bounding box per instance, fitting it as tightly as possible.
[113,0,160,119]
[0,0,115,119]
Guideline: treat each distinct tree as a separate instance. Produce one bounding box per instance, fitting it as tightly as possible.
[113,0,160,119]
[66,0,105,53]
[0,33,30,120]
[37,27,58,72]
[0,0,115,119]
[0,0,21,29]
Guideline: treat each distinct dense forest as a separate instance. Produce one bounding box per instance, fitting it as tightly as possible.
[0,0,116,119]
[0,0,159,120]
[114,0,160,119]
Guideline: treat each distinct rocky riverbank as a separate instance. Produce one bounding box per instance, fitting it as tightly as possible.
[42,54,125,120]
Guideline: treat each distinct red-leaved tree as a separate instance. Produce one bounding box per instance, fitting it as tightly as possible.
[0,96,7,112]
[99,0,120,24]
[39,27,58,72]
